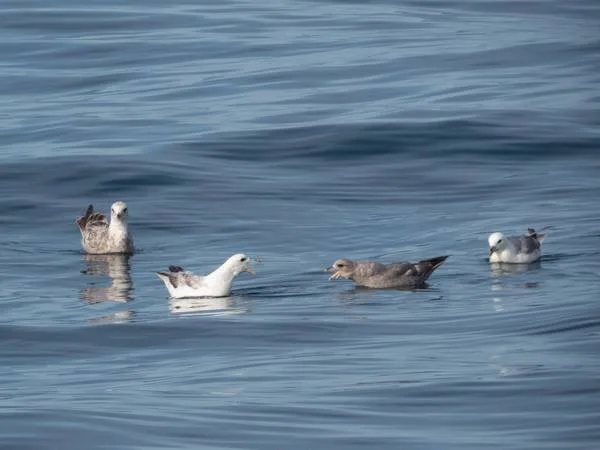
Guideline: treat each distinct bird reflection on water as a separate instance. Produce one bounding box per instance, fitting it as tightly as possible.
[489,261,542,278]
[169,296,247,317]
[489,261,542,290]
[80,254,133,303]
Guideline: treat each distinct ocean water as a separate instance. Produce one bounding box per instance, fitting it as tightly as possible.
[1,0,599,449]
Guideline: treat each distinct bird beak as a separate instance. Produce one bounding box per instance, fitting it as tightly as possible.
[326,266,340,280]
[489,246,497,255]
[117,212,124,219]
[244,257,263,276]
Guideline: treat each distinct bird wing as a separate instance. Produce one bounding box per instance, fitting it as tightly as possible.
[369,256,447,282]
[356,261,415,278]
[386,262,418,277]
[76,204,108,232]
[158,268,203,290]
[508,235,540,254]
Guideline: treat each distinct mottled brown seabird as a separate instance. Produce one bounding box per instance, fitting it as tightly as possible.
[76,201,134,254]
[326,255,449,289]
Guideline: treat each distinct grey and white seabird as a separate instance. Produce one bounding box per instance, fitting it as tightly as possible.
[488,228,545,264]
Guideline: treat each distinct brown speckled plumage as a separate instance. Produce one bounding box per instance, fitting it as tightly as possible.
[76,202,134,254]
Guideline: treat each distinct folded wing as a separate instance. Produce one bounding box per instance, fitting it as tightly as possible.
[76,204,108,233]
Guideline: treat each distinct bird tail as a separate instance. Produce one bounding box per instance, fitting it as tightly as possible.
[156,271,172,283]
[156,266,186,295]
[527,228,546,243]
[418,255,449,281]
[156,271,178,297]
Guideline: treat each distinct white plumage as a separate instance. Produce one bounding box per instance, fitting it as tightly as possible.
[156,254,254,298]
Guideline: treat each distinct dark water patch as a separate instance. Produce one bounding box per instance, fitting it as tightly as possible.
[185,121,600,165]
[525,317,600,336]
[0,318,387,362]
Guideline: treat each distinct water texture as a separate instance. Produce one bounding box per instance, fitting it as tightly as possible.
[1,1,599,449]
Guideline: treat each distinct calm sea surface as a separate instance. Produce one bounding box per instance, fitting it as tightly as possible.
[1,1,599,449]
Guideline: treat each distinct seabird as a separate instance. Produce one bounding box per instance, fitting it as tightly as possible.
[488,228,545,264]
[76,201,134,254]
[156,254,255,298]
[326,255,449,289]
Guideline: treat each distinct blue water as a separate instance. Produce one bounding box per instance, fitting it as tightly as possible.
[1,1,599,449]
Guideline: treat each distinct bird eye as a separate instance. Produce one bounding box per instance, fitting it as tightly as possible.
[240,257,247,262]
[336,263,344,268]
[497,239,502,243]
[123,208,128,213]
